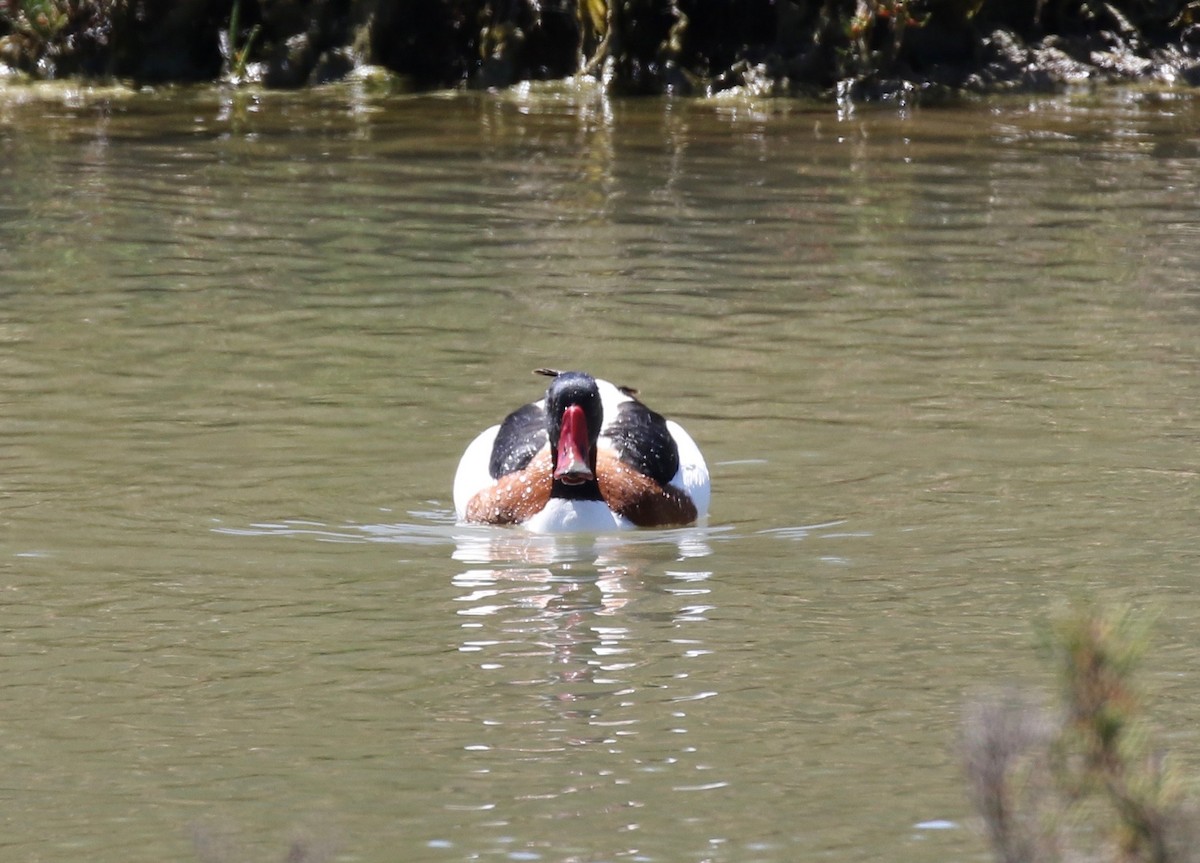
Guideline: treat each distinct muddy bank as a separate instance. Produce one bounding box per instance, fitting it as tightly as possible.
[1,1,1198,99]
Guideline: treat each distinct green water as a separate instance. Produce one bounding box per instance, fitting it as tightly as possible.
[1,80,1198,861]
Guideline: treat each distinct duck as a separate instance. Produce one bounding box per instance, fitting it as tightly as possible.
[453,369,710,532]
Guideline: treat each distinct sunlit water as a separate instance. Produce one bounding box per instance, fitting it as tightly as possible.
[1,79,1199,862]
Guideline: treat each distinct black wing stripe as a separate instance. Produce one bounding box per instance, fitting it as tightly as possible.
[489,402,548,478]
[604,401,680,486]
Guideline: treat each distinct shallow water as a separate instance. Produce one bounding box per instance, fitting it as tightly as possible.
[1,79,1199,862]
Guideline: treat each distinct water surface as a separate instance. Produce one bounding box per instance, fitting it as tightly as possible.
[1,80,1199,862]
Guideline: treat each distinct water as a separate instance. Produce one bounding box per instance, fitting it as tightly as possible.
[1,79,1199,862]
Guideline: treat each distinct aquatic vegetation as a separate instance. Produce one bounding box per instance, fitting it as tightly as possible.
[964,604,1200,863]
[578,0,611,74]
[1,0,1196,98]
[5,0,68,40]
[0,0,113,76]
[221,0,261,84]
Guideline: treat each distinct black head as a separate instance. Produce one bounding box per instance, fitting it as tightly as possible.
[545,371,603,458]
[543,371,604,494]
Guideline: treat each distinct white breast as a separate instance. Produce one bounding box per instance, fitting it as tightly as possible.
[521,498,634,533]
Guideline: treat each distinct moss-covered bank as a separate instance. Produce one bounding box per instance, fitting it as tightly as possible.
[1,0,1198,99]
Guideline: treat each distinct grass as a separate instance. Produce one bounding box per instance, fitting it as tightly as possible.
[1,0,68,40]
[964,603,1200,863]
[223,0,261,83]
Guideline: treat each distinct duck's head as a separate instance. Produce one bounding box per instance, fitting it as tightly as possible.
[544,371,603,486]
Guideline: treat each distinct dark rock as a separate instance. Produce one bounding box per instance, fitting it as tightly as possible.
[119,0,228,83]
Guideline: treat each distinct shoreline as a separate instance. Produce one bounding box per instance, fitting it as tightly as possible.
[1,1,1197,101]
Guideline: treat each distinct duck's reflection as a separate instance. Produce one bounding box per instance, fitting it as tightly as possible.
[450,528,717,732]
[451,525,715,567]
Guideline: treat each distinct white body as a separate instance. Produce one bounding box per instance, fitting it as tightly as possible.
[453,378,710,533]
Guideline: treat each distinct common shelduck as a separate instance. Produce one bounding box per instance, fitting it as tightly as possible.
[453,369,710,532]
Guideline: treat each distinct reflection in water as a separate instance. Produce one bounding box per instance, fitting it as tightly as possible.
[450,525,715,565]
[450,528,716,697]
[446,527,726,835]
[4,83,1200,862]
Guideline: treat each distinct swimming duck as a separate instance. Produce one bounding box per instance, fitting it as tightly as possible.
[453,369,710,532]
